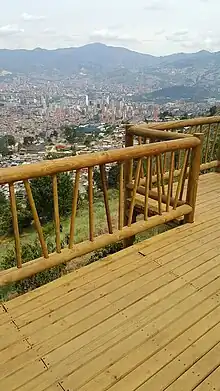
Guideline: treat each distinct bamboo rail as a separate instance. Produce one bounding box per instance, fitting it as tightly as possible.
[52,175,61,254]
[0,138,200,185]
[9,183,22,268]
[0,204,192,285]
[0,131,203,285]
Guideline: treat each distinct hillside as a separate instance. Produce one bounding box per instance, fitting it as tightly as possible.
[135,85,216,102]
[1,43,220,101]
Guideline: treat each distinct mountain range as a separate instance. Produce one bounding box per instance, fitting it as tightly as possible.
[0,43,219,73]
[1,43,220,101]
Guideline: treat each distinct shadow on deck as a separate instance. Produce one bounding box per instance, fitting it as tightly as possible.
[1,172,220,391]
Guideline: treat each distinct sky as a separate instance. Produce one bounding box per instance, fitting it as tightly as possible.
[0,0,219,55]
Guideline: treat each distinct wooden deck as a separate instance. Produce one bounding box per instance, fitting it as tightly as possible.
[1,172,220,391]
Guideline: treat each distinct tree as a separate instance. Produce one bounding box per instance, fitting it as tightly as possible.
[0,193,32,236]
[108,164,120,189]
[0,136,9,156]
[29,173,73,222]
[23,136,34,145]
[62,125,77,144]
[209,106,217,117]
[6,135,15,146]
[93,168,102,191]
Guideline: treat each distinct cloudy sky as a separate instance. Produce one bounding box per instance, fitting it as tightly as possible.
[0,0,218,55]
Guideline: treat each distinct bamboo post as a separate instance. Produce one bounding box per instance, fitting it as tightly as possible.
[211,123,219,161]
[166,152,175,212]
[52,175,61,253]
[9,183,22,268]
[204,124,211,163]
[100,164,113,234]
[24,180,49,258]
[217,137,220,173]
[118,163,124,230]
[88,167,94,241]
[69,169,80,248]
[185,133,204,223]
[128,158,142,226]
[123,126,135,247]
[156,155,162,215]
[173,149,189,209]
[144,157,150,220]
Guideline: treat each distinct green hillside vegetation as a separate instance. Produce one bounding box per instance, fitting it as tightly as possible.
[135,85,217,103]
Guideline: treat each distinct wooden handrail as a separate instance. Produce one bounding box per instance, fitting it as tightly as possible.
[129,116,220,131]
[0,137,200,185]
[127,126,193,140]
[0,135,202,285]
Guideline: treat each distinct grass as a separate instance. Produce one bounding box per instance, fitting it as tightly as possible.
[0,189,119,265]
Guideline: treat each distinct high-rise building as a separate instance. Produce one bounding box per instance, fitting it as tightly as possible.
[85,95,89,107]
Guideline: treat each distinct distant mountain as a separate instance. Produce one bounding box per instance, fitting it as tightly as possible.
[1,43,220,74]
[0,43,158,74]
[1,43,220,101]
[135,85,215,103]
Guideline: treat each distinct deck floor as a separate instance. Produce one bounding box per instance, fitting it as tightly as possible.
[1,172,220,391]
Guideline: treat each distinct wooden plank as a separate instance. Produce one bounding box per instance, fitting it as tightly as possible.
[194,365,220,391]
[0,359,47,391]
[140,221,220,260]
[5,190,220,313]
[162,341,220,391]
[60,294,220,391]
[27,269,174,348]
[7,210,220,321]
[17,256,153,333]
[0,348,38,380]
[0,339,31,366]
[21,245,219,337]
[43,277,220,372]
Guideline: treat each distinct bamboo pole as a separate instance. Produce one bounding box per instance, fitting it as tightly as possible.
[88,167,94,241]
[185,134,204,223]
[159,155,165,195]
[124,128,135,247]
[211,123,220,161]
[69,169,80,248]
[126,184,185,208]
[0,137,200,185]
[9,183,22,268]
[0,204,192,286]
[166,152,175,212]
[173,149,190,209]
[204,124,211,163]
[128,158,142,226]
[144,157,150,220]
[52,175,61,254]
[118,163,124,230]
[137,136,144,178]
[100,164,113,234]
[156,155,162,215]
[179,149,190,201]
[24,180,48,258]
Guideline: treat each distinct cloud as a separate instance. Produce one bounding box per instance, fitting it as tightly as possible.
[144,0,168,10]
[21,13,45,22]
[0,25,24,37]
[166,30,189,43]
[90,29,140,44]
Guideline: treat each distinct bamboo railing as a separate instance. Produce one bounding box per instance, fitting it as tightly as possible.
[128,116,220,173]
[0,135,201,286]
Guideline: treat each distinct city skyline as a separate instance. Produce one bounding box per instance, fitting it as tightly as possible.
[0,0,219,55]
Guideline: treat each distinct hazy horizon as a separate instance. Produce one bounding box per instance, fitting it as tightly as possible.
[0,42,218,57]
[0,0,219,56]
